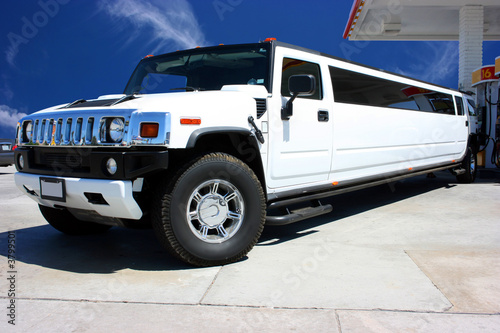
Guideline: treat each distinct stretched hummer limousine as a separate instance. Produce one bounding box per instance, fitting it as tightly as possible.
[15,38,477,266]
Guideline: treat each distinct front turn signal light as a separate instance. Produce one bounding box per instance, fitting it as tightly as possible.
[140,123,159,138]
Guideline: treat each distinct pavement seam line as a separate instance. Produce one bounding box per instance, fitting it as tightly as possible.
[334,309,343,333]
[198,265,223,304]
[404,249,454,312]
[3,297,500,315]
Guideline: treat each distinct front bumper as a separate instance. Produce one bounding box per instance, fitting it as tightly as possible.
[15,172,143,220]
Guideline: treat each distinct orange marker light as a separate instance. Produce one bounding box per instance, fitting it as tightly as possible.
[143,54,154,58]
[180,118,201,125]
[140,123,159,138]
[332,181,339,186]
[265,37,277,42]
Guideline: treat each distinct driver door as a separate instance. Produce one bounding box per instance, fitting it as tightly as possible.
[267,53,333,189]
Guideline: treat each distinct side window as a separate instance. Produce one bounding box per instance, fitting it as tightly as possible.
[426,93,455,115]
[281,58,322,100]
[454,96,464,116]
[329,66,456,115]
[466,99,477,116]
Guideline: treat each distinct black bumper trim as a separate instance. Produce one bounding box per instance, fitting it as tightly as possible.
[15,148,169,180]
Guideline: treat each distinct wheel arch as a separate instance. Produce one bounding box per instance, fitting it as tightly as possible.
[185,127,267,197]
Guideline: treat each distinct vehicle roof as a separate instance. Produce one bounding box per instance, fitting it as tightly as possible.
[272,40,462,94]
[146,39,464,95]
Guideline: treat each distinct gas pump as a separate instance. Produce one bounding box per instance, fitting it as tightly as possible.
[496,57,500,167]
[471,62,500,168]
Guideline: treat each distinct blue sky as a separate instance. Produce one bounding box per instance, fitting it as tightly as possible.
[1,0,499,139]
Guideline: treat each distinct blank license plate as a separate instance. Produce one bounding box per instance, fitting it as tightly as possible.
[40,177,66,202]
[1,145,9,151]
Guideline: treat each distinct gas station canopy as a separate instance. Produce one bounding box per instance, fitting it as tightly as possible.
[344,0,500,41]
[343,0,500,91]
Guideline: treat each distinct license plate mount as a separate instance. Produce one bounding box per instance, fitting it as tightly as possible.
[40,177,66,202]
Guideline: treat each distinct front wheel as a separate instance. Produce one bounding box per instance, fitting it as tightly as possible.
[152,153,266,267]
[456,147,477,183]
[39,205,112,235]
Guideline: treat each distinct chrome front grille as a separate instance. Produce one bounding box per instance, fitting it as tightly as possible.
[18,110,132,147]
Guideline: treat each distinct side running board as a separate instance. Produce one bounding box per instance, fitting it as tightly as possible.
[266,200,333,226]
[451,168,466,175]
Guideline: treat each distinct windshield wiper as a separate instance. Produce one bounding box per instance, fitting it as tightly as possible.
[170,86,204,92]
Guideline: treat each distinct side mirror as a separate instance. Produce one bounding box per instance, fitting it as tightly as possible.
[289,74,316,96]
[281,74,316,120]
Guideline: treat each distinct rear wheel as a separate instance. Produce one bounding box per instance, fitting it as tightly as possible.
[39,205,112,235]
[457,147,477,183]
[152,153,266,267]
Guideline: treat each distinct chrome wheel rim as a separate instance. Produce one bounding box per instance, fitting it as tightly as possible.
[186,179,244,243]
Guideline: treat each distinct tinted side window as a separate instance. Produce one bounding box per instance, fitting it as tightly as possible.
[426,93,455,115]
[281,58,322,100]
[466,99,477,116]
[329,66,456,115]
[454,96,464,115]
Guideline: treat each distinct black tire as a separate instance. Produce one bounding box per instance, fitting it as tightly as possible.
[152,153,266,267]
[39,205,112,235]
[457,147,477,183]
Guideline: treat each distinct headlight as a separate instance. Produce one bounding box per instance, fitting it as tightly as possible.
[23,121,33,142]
[109,118,125,142]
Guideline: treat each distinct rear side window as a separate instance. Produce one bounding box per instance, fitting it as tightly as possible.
[454,96,464,116]
[329,66,456,115]
[281,58,322,100]
[466,99,477,116]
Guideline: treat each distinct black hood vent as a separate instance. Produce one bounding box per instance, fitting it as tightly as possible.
[61,98,121,109]
[255,98,266,119]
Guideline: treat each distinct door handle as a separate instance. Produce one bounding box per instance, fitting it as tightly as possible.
[318,110,329,122]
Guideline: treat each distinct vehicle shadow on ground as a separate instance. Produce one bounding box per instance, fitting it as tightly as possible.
[258,173,459,246]
[1,173,494,273]
[0,225,194,274]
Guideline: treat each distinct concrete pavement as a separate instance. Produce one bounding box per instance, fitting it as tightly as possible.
[0,165,499,332]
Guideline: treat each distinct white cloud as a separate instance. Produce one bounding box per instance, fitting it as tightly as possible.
[6,45,18,67]
[0,105,28,130]
[1,75,14,101]
[392,42,459,86]
[99,0,206,54]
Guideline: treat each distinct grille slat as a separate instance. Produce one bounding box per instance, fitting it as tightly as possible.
[84,118,94,145]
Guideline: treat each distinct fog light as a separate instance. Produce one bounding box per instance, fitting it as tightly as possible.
[18,154,24,170]
[106,158,117,175]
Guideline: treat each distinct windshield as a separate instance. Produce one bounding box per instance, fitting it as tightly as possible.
[124,44,270,95]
